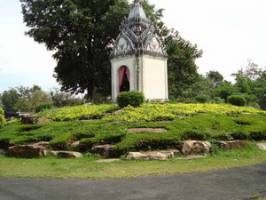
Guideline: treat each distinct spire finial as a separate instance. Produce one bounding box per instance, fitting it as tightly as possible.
[134,0,141,4]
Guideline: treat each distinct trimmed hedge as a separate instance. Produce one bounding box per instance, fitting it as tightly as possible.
[117,91,144,108]
[228,95,246,106]
[195,95,209,103]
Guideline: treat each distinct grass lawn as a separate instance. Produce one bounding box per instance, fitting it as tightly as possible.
[0,144,266,179]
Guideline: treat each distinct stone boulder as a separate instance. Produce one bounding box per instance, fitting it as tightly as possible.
[180,140,211,155]
[0,149,7,156]
[31,141,50,148]
[127,150,180,160]
[8,144,46,158]
[215,140,247,150]
[69,141,88,152]
[47,151,83,158]
[91,144,117,158]
[256,143,266,151]
[19,113,35,124]
[36,117,53,125]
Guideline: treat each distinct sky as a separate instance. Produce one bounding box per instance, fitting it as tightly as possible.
[0,0,266,92]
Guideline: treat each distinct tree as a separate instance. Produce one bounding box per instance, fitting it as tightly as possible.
[214,82,235,101]
[165,31,202,98]
[0,86,52,113]
[14,86,52,112]
[207,71,224,87]
[0,89,20,114]
[21,0,130,100]
[50,89,83,107]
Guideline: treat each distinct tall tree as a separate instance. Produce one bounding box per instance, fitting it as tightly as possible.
[207,71,224,88]
[21,0,129,99]
[165,31,202,98]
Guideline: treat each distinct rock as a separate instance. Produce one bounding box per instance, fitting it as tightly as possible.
[31,141,50,148]
[127,150,180,160]
[47,151,83,158]
[257,143,266,151]
[37,117,52,125]
[70,141,83,151]
[20,113,35,124]
[8,145,46,158]
[0,149,7,156]
[180,140,211,155]
[69,141,91,152]
[216,140,247,150]
[91,144,117,158]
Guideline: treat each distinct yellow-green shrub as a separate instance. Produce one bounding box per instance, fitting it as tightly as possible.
[38,104,118,121]
[104,103,265,122]
[0,108,6,127]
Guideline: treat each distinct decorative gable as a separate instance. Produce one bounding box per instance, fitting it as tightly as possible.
[111,0,167,58]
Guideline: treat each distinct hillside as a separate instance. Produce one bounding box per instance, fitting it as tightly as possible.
[0,103,266,156]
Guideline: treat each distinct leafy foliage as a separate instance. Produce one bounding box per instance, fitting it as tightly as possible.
[195,95,209,103]
[0,86,52,114]
[228,95,246,106]
[38,104,118,121]
[104,103,264,122]
[20,0,130,99]
[0,108,5,127]
[165,31,203,98]
[117,91,144,108]
[50,89,84,107]
[35,104,54,113]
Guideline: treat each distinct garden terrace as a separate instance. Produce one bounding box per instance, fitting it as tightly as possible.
[0,103,265,156]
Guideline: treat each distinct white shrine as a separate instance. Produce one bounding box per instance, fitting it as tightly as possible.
[111,0,168,102]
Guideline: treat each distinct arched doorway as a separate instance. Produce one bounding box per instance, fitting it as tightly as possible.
[118,66,130,92]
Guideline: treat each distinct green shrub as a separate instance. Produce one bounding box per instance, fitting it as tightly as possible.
[0,108,6,127]
[230,131,249,140]
[228,95,246,106]
[181,130,210,141]
[259,96,266,110]
[38,104,118,121]
[249,131,266,141]
[212,97,225,104]
[117,91,144,108]
[35,104,53,113]
[195,95,209,103]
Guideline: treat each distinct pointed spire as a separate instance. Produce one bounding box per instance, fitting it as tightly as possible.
[134,0,141,4]
[128,0,147,19]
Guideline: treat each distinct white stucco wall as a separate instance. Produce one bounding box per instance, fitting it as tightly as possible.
[142,55,168,101]
[111,56,137,102]
[111,55,168,102]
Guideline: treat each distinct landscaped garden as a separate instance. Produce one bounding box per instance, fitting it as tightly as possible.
[1,97,266,180]
[0,103,265,153]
